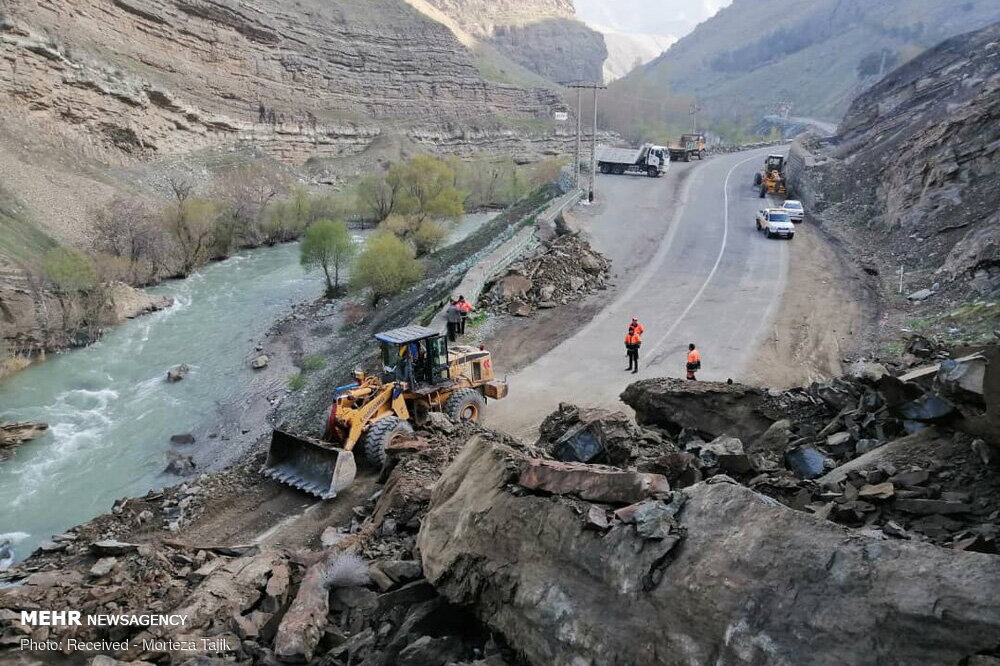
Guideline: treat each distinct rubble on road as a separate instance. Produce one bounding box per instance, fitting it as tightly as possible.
[479,234,610,317]
[418,436,1000,666]
[0,345,995,665]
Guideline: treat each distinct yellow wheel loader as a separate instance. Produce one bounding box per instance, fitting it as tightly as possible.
[263,326,508,499]
[753,154,787,198]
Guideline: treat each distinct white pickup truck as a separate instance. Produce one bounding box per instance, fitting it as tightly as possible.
[755,208,795,239]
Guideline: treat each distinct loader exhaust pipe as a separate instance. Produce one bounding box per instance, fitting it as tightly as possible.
[263,430,357,500]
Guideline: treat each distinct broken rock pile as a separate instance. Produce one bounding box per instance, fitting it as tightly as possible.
[418,436,1000,666]
[480,234,610,317]
[0,420,524,666]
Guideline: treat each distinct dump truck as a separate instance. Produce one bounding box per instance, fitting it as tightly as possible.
[596,144,669,177]
[263,326,508,499]
[667,133,706,162]
[753,154,787,198]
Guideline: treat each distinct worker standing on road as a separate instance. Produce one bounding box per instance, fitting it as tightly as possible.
[456,295,474,335]
[630,316,645,336]
[686,343,701,380]
[446,300,461,342]
[625,326,642,374]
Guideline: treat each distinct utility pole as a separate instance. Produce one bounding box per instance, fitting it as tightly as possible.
[575,87,582,190]
[567,83,606,202]
[690,102,702,133]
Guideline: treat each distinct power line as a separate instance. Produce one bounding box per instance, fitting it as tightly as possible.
[567,83,607,202]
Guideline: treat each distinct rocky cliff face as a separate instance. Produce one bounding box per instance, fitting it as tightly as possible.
[0,0,566,167]
[789,21,1000,299]
[416,0,607,83]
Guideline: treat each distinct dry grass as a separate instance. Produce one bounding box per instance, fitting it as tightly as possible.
[0,351,32,380]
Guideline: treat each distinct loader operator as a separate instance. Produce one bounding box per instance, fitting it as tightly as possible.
[625,326,642,374]
[686,343,701,380]
[397,343,418,389]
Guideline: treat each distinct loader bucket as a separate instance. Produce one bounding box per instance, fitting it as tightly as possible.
[263,430,357,500]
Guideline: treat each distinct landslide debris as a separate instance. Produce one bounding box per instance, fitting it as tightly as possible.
[479,233,611,317]
[0,420,525,665]
[2,348,997,665]
[419,435,1000,666]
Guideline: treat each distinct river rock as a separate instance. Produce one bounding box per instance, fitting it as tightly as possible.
[418,437,1000,666]
[251,355,269,370]
[166,364,190,383]
[164,451,196,475]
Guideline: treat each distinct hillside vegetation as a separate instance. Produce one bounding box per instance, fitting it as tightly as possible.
[607,0,999,137]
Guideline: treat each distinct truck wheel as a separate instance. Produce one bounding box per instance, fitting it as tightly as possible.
[599,164,610,174]
[616,165,626,175]
[362,416,413,467]
[445,389,486,423]
[683,153,690,162]
[756,221,762,231]
[647,166,658,177]
[754,173,762,186]
[766,229,774,239]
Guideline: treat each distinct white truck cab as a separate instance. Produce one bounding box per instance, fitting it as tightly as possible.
[755,208,795,239]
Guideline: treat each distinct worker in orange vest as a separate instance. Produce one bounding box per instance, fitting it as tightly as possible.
[686,343,701,380]
[625,326,642,374]
[456,295,475,335]
[630,316,644,336]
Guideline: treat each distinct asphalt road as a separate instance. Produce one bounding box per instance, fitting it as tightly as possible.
[490,147,791,438]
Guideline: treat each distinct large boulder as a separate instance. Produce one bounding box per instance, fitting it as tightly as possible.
[621,378,776,442]
[419,438,1000,666]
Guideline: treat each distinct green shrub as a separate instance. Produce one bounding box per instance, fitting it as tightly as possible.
[352,232,423,306]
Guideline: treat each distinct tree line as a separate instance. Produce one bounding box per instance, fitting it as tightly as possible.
[27,154,562,346]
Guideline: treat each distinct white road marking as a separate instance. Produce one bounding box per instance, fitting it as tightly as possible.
[645,153,761,363]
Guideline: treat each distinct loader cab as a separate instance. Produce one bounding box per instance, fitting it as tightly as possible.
[765,154,785,173]
[376,326,450,386]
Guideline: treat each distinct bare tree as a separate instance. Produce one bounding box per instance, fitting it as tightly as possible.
[92,197,169,283]
[215,163,288,248]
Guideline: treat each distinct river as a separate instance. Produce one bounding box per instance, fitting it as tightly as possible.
[0,213,498,563]
[0,242,328,561]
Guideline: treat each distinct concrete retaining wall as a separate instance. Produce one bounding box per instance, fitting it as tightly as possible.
[430,189,583,331]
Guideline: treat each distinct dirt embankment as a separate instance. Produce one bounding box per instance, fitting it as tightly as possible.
[745,219,878,388]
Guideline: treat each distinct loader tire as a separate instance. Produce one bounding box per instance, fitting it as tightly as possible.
[362,416,413,467]
[754,173,762,186]
[445,389,486,424]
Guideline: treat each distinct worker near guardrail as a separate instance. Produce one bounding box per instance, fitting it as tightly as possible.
[456,295,474,335]
[686,343,701,380]
[445,300,462,342]
[625,326,642,374]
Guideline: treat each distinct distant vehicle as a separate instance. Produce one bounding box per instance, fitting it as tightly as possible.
[754,154,787,198]
[668,133,706,162]
[780,199,804,223]
[597,143,669,177]
[756,208,795,239]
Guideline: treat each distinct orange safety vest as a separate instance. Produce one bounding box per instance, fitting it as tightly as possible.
[687,349,701,365]
[457,300,474,313]
[631,322,645,335]
[625,332,642,346]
